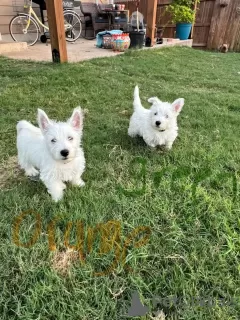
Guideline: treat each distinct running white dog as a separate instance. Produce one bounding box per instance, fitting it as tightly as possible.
[16,107,85,202]
[128,86,184,149]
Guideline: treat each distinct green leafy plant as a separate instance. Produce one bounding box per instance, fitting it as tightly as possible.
[173,0,199,6]
[157,0,200,32]
[166,0,200,24]
[167,4,195,23]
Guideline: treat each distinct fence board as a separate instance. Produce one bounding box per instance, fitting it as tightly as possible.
[192,0,215,46]
[208,0,240,50]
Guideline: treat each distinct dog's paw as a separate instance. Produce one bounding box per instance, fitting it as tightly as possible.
[52,197,63,202]
[165,144,173,150]
[51,192,64,202]
[78,180,85,187]
[148,143,156,148]
[72,178,85,187]
[128,130,137,138]
[25,167,39,177]
[48,184,65,202]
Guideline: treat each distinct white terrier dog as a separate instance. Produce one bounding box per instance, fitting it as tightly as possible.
[16,107,85,202]
[128,86,184,149]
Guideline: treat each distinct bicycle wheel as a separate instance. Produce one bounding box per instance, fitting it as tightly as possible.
[9,14,39,46]
[63,11,82,42]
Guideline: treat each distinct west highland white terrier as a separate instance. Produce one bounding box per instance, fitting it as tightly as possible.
[128,86,184,149]
[16,107,85,202]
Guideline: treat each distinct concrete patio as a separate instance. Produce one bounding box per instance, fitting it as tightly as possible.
[0,35,192,62]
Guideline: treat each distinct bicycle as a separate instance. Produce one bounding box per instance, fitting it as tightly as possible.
[10,0,82,46]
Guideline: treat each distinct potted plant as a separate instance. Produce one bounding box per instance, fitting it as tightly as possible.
[167,0,198,40]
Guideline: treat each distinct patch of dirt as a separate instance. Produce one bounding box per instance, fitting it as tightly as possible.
[51,249,79,276]
[119,109,132,116]
[0,156,22,190]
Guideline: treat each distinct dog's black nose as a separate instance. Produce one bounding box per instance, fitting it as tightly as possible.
[60,149,69,157]
[156,121,161,126]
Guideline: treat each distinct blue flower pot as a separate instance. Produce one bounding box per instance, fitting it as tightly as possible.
[176,23,192,40]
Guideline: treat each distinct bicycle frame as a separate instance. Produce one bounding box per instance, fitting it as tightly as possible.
[23,1,49,33]
[23,1,74,33]
[27,6,49,31]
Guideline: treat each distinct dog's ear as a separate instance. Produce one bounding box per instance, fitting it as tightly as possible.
[172,98,184,115]
[68,107,83,131]
[148,97,162,104]
[38,109,51,132]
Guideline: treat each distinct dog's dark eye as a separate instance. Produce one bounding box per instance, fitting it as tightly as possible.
[154,112,158,116]
[166,115,169,118]
[68,137,73,141]
[51,138,57,143]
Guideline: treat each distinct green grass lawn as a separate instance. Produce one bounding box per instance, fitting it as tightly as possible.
[0,47,240,320]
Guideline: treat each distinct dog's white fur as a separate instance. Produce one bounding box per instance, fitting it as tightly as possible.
[16,108,85,202]
[128,86,184,149]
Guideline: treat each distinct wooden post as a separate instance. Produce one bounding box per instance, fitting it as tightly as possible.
[146,0,158,47]
[46,0,68,63]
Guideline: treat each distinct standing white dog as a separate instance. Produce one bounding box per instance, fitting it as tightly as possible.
[128,86,184,149]
[17,107,85,202]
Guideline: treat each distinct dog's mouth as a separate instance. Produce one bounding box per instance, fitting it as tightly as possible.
[62,156,74,164]
[155,125,166,132]
[61,156,69,162]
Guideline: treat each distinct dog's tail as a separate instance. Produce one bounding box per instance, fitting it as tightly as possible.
[133,85,145,112]
[16,120,40,134]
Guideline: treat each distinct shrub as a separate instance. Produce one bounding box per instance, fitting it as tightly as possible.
[167,4,195,23]
[173,0,197,6]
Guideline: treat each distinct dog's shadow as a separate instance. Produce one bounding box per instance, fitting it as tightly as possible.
[110,127,168,155]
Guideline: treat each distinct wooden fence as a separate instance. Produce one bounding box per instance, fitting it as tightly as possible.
[116,0,240,50]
